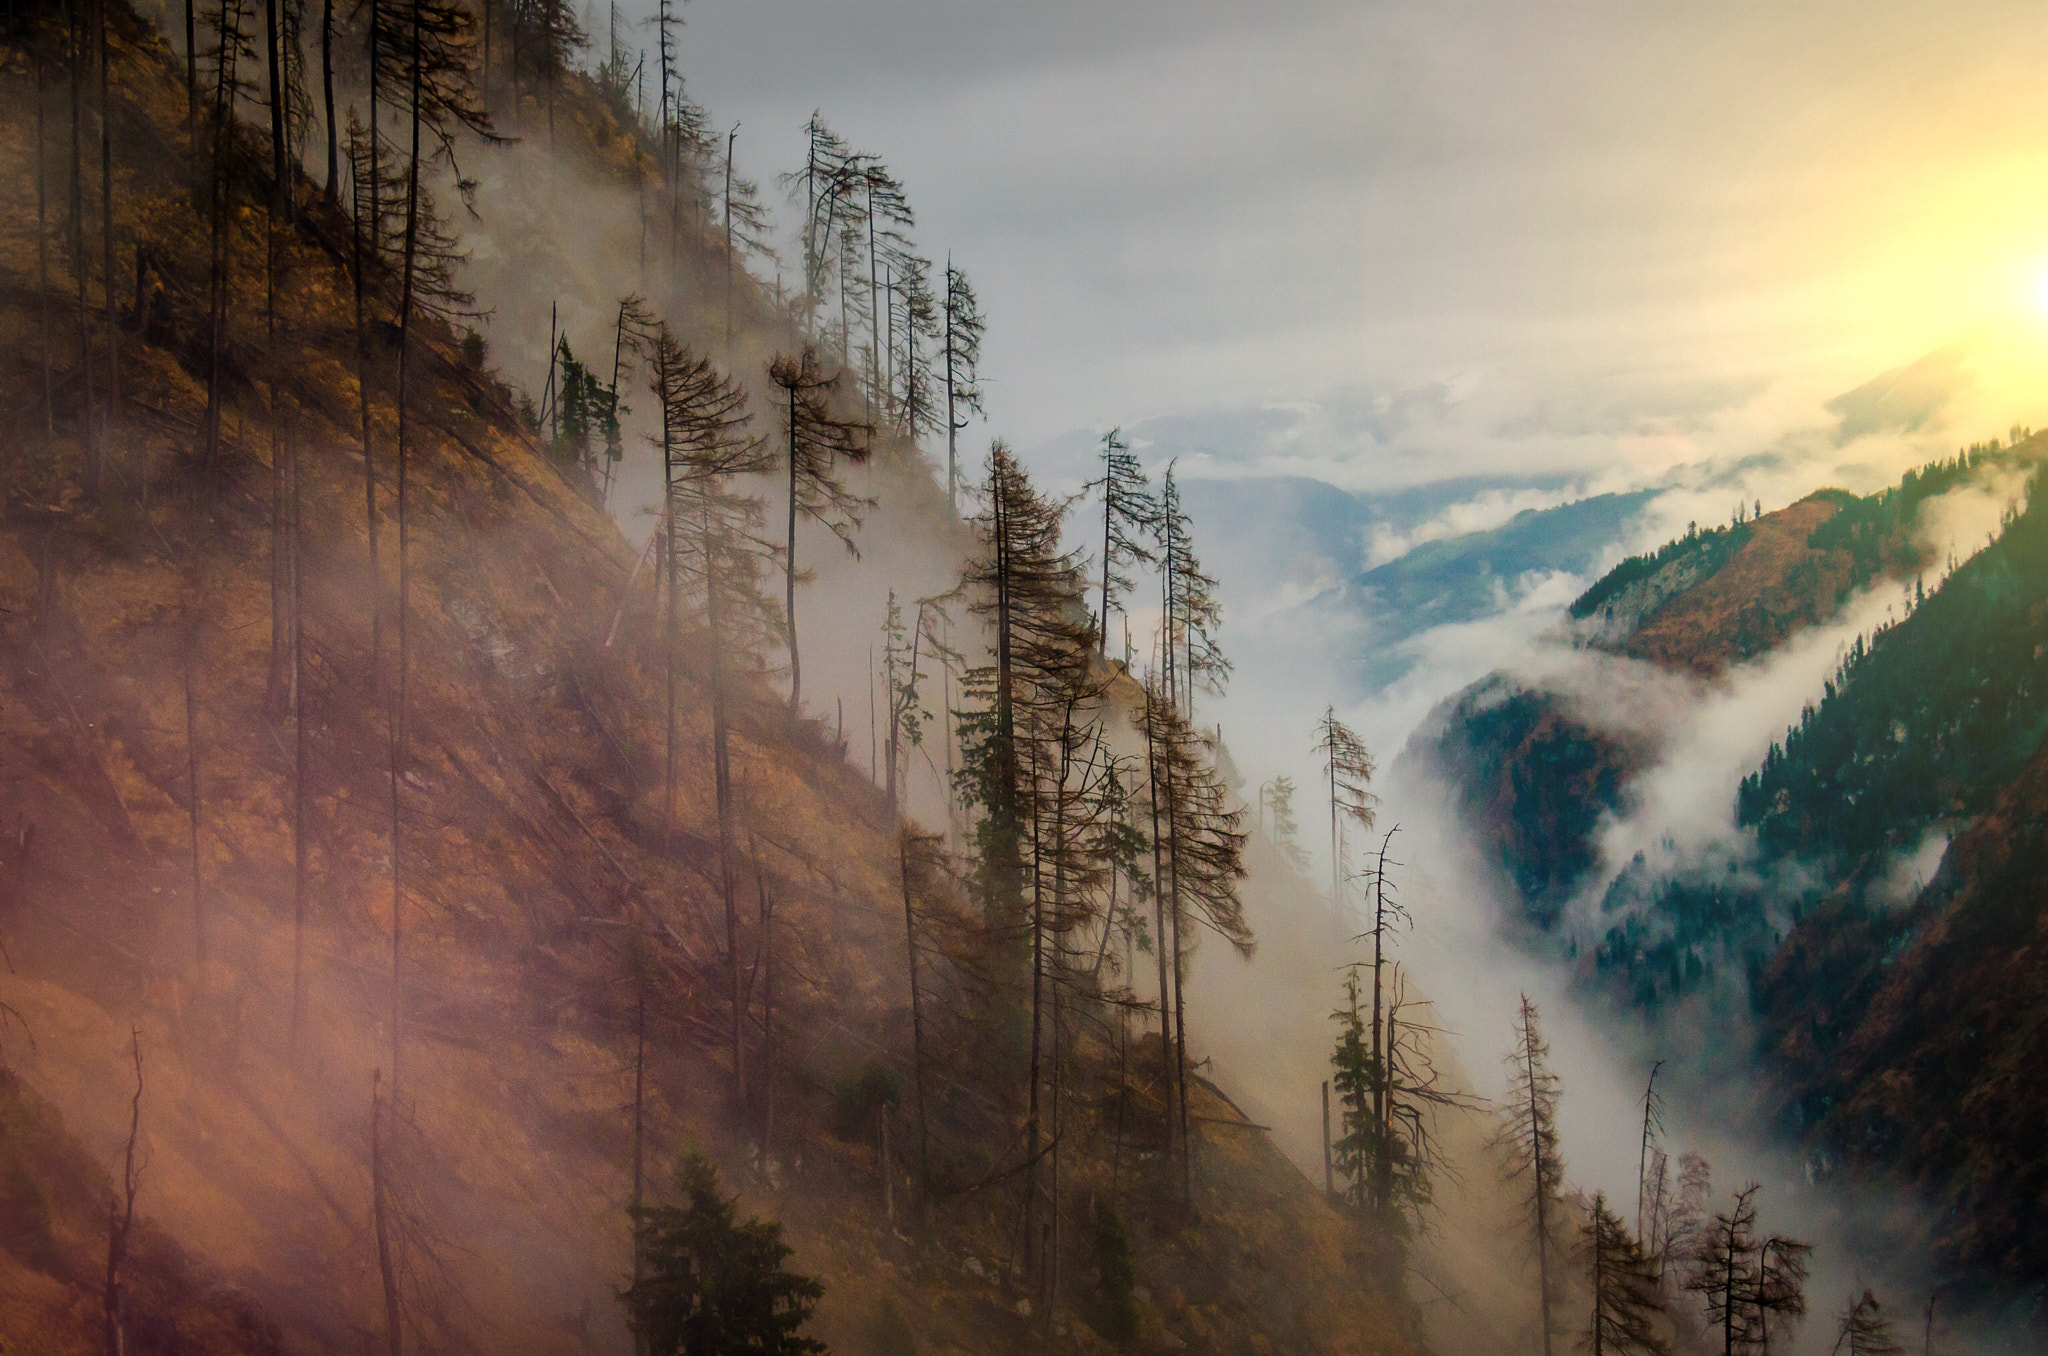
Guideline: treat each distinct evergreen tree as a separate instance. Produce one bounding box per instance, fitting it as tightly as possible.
[766,347,873,717]
[649,325,772,1106]
[1581,1193,1670,1356]
[1834,1291,1903,1356]
[1313,707,1375,911]
[623,1154,827,1356]
[1329,964,1373,1212]
[1493,993,1566,1356]
[1685,1184,1760,1356]
[940,259,985,509]
[1088,427,1155,656]
[1256,776,1307,869]
[1756,1233,1812,1355]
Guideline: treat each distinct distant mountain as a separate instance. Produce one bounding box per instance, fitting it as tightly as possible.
[1351,491,1655,683]
[1418,433,2048,1298]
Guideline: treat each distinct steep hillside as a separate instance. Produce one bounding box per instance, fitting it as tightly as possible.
[1422,447,2024,929]
[0,6,1418,1353]
[1757,732,2048,1290]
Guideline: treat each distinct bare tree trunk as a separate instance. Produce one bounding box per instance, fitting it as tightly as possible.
[372,1071,401,1356]
[1322,1080,1333,1199]
[754,851,775,1166]
[69,0,99,494]
[97,0,119,467]
[320,0,336,199]
[783,387,801,717]
[184,621,205,962]
[290,426,309,1053]
[103,1030,141,1356]
[184,0,196,154]
[629,982,645,1356]
[38,52,55,436]
[704,503,743,1108]
[1144,709,1170,1157]
[899,834,929,1223]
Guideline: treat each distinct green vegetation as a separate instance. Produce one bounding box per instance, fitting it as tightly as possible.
[1805,440,2012,590]
[1739,476,2046,864]
[625,1154,828,1356]
[1568,519,1750,620]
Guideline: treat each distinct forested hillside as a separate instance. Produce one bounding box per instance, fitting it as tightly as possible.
[0,0,1427,1351]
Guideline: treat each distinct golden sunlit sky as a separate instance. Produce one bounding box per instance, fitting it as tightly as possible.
[665,0,2048,489]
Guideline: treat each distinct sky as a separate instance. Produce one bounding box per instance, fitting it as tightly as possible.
[654,0,2048,492]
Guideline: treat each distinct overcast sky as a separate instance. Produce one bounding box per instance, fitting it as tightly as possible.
[651,0,2048,491]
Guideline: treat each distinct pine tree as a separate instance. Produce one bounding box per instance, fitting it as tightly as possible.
[1361,825,1406,1214]
[940,259,985,509]
[1581,1193,1670,1356]
[1088,428,1155,656]
[1329,964,1372,1212]
[648,325,771,1107]
[1313,707,1375,912]
[1755,1233,1811,1355]
[1155,466,1228,715]
[1493,993,1566,1356]
[624,1154,827,1356]
[766,347,873,718]
[1834,1291,1903,1356]
[1685,1184,1760,1356]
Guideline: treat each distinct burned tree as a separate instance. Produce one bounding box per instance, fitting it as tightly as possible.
[1580,1193,1669,1356]
[940,258,984,509]
[1835,1291,1903,1356]
[649,326,773,1106]
[1492,993,1566,1356]
[1685,1183,1760,1356]
[1087,427,1154,657]
[1314,706,1375,913]
[766,347,872,718]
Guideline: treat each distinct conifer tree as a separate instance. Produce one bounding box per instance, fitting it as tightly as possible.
[1756,1233,1812,1355]
[1155,466,1227,715]
[1256,775,1308,870]
[1140,676,1249,1205]
[1088,427,1155,656]
[1313,707,1375,911]
[1361,825,1406,1213]
[1493,993,1566,1356]
[1667,1151,1713,1274]
[1834,1291,1903,1356]
[649,325,771,1106]
[766,346,873,717]
[940,259,985,509]
[1581,1193,1671,1356]
[887,252,940,438]
[624,1154,827,1356]
[1685,1184,1760,1356]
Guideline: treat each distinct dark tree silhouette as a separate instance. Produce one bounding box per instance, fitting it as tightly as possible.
[1580,1192,1669,1356]
[624,1154,827,1356]
[940,259,984,509]
[1313,706,1375,911]
[1493,993,1566,1356]
[767,346,872,718]
[1087,427,1155,656]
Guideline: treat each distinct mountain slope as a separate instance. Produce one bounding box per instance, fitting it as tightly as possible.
[0,8,1417,1353]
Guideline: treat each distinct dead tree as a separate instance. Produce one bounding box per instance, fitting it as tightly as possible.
[648,328,772,1109]
[1835,1290,1903,1356]
[1685,1184,1760,1356]
[1492,994,1566,1356]
[103,1028,141,1356]
[1314,706,1375,914]
[940,258,984,509]
[1580,1192,1669,1356]
[1087,427,1155,656]
[372,1070,401,1356]
[766,347,872,718]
